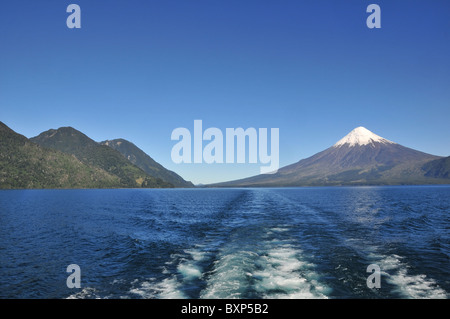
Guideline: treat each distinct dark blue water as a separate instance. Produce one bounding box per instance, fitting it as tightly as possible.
[0,186,448,299]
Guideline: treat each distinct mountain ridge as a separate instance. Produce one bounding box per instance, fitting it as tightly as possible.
[0,121,121,189]
[30,126,174,188]
[101,138,193,188]
[422,156,450,179]
[212,127,449,187]
[2,122,448,189]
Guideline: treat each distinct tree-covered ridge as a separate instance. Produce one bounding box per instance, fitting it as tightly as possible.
[101,139,193,188]
[0,122,120,188]
[30,126,173,188]
[0,122,173,189]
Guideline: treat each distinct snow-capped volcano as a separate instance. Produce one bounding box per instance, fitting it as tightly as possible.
[334,126,395,147]
[214,127,444,187]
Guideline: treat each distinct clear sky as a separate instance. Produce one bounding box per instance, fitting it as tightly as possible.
[1,0,449,184]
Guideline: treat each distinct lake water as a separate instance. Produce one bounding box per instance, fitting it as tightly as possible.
[0,186,448,299]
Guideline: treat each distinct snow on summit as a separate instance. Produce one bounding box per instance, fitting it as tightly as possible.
[333,127,395,147]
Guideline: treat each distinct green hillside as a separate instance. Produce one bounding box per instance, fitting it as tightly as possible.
[30,127,173,188]
[0,122,120,189]
[101,139,193,188]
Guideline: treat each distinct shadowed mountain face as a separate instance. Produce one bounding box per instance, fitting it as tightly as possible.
[213,127,447,187]
[0,122,120,188]
[422,156,450,179]
[101,139,193,188]
[30,127,173,188]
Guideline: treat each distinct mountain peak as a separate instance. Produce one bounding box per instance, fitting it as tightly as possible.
[333,126,395,147]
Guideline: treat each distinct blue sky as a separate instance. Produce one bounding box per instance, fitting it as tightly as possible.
[1,0,449,184]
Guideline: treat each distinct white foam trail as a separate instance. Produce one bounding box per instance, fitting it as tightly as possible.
[200,251,257,299]
[271,227,290,233]
[254,245,330,299]
[185,248,207,262]
[178,263,202,280]
[175,247,209,280]
[131,246,207,299]
[201,224,331,299]
[129,276,187,299]
[379,254,447,299]
[66,287,102,299]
